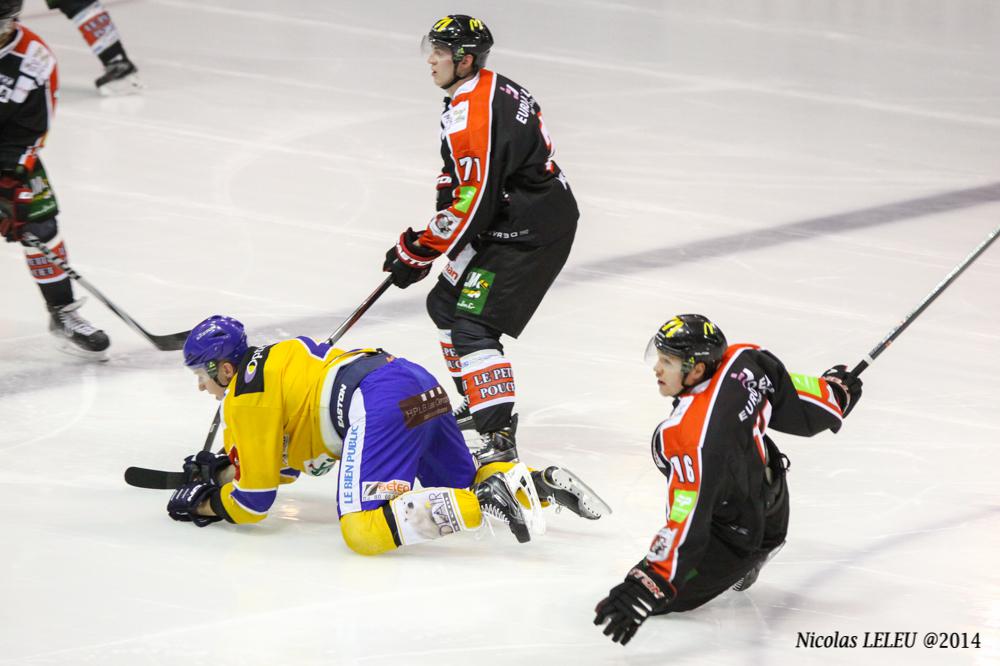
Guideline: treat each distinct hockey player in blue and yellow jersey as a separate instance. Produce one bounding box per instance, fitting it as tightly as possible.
[166,315,608,555]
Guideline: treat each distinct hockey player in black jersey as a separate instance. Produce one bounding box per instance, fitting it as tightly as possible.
[382,14,579,465]
[0,1,109,357]
[46,0,140,94]
[594,315,863,645]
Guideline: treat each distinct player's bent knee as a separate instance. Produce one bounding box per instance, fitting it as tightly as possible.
[339,509,398,556]
[450,317,503,357]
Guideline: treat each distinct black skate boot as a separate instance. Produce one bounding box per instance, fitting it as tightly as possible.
[470,414,519,466]
[96,56,142,95]
[531,466,611,520]
[48,299,110,359]
[475,470,531,543]
[450,395,476,432]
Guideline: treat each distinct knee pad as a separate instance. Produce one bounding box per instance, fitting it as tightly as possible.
[339,508,399,556]
[451,317,503,357]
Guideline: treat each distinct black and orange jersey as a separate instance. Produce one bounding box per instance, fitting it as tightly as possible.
[419,68,578,260]
[0,23,57,172]
[644,344,844,594]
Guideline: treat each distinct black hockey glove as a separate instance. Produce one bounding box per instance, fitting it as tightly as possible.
[167,481,223,526]
[594,564,674,646]
[181,449,232,485]
[822,364,863,417]
[383,228,440,289]
[0,173,35,243]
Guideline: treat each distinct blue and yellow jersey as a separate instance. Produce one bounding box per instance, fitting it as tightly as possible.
[213,337,377,524]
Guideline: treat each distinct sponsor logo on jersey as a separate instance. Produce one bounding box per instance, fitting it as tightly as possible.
[341,424,360,504]
[21,42,55,81]
[336,383,348,430]
[443,262,461,286]
[304,452,338,477]
[234,346,269,396]
[789,372,823,398]
[427,490,461,535]
[398,386,451,429]
[430,209,461,239]
[243,358,259,384]
[456,268,495,315]
[647,527,677,562]
[669,489,698,523]
[228,446,241,482]
[730,368,773,422]
[454,186,478,214]
[442,100,469,135]
[362,479,412,502]
[484,229,530,240]
[514,88,534,124]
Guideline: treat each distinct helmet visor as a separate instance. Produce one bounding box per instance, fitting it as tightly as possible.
[421,34,454,58]
[643,336,660,367]
[190,359,220,383]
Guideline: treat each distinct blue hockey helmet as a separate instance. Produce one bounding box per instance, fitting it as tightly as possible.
[183,315,249,377]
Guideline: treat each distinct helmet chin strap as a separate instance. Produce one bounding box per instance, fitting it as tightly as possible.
[440,56,476,91]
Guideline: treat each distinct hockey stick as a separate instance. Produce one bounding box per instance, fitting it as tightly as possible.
[849,223,1000,378]
[124,276,394,489]
[21,233,190,351]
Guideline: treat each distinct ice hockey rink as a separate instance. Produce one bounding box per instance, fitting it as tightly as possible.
[1,0,998,664]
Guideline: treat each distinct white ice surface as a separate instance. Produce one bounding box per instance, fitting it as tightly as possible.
[1,1,999,664]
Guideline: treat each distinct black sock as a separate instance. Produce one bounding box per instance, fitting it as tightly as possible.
[39,278,73,309]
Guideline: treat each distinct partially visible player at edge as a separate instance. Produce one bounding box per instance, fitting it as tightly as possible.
[46,0,140,94]
[0,0,109,358]
[382,15,579,467]
[594,315,863,646]
[165,316,608,555]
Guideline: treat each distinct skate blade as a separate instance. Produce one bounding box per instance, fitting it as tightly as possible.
[549,467,612,518]
[504,462,546,538]
[51,335,109,362]
[98,74,144,96]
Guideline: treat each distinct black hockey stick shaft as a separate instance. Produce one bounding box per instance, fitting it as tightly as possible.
[197,275,394,453]
[22,233,190,351]
[849,223,1000,378]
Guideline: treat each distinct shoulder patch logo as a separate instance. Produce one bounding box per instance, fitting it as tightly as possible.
[647,527,677,562]
[234,346,270,396]
[442,100,469,136]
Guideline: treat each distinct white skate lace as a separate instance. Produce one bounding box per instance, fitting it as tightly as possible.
[57,300,98,336]
[480,501,511,525]
[451,395,469,417]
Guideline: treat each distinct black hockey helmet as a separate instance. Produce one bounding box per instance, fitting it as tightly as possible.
[645,314,728,376]
[422,14,494,68]
[0,0,22,20]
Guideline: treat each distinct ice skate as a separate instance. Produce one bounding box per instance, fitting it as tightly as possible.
[48,299,110,360]
[96,56,142,95]
[532,466,611,520]
[475,461,544,543]
[450,395,476,431]
[470,413,519,465]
